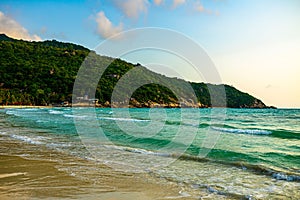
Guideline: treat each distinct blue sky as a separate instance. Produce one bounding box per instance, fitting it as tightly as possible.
[0,0,299,107]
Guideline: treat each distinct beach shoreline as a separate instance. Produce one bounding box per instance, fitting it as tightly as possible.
[0,155,189,200]
[0,105,277,109]
[1,106,298,199]
[0,105,53,109]
[0,137,197,200]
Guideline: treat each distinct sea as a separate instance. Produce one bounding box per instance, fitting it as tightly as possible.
[0,107,299,199]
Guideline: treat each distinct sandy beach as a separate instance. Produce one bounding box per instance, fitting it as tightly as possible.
[0,105,53,109]
[0,107,204,200]
[0,138,196,200]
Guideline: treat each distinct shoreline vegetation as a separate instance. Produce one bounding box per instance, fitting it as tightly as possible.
[0,34,276,109]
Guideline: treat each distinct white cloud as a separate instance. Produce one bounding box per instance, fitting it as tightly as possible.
[194,1,218,15]
[173,0,186,8]
[154,0,163,6]
[0,11,41,41]
[113,0,149,18]
[95,11,123,39]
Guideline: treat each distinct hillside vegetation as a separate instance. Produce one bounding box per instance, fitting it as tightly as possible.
[0,34,271,108]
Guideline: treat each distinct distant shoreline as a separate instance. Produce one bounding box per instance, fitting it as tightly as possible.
[0,105,278,109]
[0,105,52,109]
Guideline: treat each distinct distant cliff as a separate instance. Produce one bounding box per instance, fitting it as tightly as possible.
[0,34,273,108]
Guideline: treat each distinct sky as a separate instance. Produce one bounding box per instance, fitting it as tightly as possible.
[0,0,299,108]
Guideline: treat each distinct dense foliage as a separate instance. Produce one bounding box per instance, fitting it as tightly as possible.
[0,35,89,105]
[0,34,267,108]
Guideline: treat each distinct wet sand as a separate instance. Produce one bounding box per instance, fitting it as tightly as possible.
[0,141,196,200]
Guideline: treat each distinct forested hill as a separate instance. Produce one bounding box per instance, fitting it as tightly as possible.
[0,34,272,108]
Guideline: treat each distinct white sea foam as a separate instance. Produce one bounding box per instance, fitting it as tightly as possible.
[22,108,39,111]
[5,110,21,116]
[36,120,48,123]
[103,145,169,157]
[211,127,272,135]
[272,172,300,182]
[6,109,39,116]
[10,134,45,145]
[46,142,72,148]
[49,110,63,115]
[63,114,87,119]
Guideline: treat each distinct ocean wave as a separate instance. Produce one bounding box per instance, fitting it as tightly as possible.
[102,144,209,162]
[165,121,181,126]
[180,153,300,182]
[5,110,22,116]
[36,120,48,123]
[46,142,73,148]
[102,144,300,183]
[5,109,43,117]
[22,108,39,111]
[165,121,235,129]
[63,114,87,118]
[205,185,250,199]
[272,130,300,140]
[98,117,150,122]
[240,163,300,182]
[211,126,272,135]
[272,172,300,182]
[215,159,300,183]
[49,110,64,115]
[124,147,170,157]
[102,145,170,157]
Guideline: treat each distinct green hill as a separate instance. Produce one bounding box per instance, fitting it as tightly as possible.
[0,35,272,108]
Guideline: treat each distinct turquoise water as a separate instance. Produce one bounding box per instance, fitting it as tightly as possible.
[1,108,299,199]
